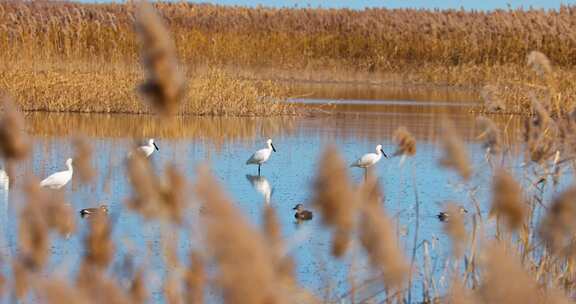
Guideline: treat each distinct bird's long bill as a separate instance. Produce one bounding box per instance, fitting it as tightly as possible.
[292,206,298,210]
[153,142,160,151]
[381,148,389,158]
[271,143,277,152]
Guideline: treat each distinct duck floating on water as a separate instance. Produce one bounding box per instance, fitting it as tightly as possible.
[437,206,468,222]
[80,204,109,218]
[293,203,313,221]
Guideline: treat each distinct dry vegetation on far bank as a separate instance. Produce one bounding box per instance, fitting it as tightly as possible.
[1,1,576,113]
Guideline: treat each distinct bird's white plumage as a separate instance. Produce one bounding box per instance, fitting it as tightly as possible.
[137,138,158,158]
[40,158,73,189]
[351,144,385,168]
[246,139,274,165]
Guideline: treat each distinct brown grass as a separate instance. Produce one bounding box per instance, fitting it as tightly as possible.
[0,2,576,113]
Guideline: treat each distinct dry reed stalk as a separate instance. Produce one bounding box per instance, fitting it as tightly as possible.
[527,51,552,79]
[129,269,148,304]
[18,176,75,271]
[443,202,467,258]
[0,96,30,180]
[524,96,557,163]
[72,135,95,183]
[75,264,132,304]
[393,126,416,157]
[358,177,409,290]
[136,1,185,116]
[126,154,187,224]
[83,212,114,269]
[490,169,527,231]
[163,274,183,304]
[12,259,30,299]
[312,146,358,257]
[476,117,502,154]
[539,186,576,256]
[439,120,472,181]
[0,96,29,161]
[478,243,546,304]
[480,85,506,112]
[194,166,286,304]
[263,205,295,284]
[184,252,205,304]
[444,277,479,304]
[37,279,90,304]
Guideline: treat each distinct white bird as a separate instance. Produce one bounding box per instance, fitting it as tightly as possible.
[136,138,159,158]
[246,175,272,204]
[350,144,388,178]
[246,138,276,176]
[40,158,73,189]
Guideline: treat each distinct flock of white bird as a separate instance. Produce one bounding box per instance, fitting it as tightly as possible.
[38,137,388,191]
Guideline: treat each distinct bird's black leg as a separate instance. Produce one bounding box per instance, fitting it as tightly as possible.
[258,164,261,176]
[364,168,367,181]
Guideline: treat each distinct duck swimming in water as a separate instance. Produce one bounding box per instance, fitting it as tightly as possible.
[437,206,468,222]
[80,204,109,218]
[293,203,313,221]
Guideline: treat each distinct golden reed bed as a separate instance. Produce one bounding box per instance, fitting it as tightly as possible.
[0,1,576,114]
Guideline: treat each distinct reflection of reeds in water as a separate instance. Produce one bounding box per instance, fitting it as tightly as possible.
[24,112,296,142]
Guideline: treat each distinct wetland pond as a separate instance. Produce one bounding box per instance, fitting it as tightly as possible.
[0,85,543,302]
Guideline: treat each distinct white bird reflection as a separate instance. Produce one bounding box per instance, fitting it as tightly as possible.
[246,174,273,204]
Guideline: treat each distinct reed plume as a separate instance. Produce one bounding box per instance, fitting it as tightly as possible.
[136,1,185,116]
[527,51,552,79]
[439,120,472,181]
[443,202,467,258]
[184,252,205,304]
[358,177,409,289]
[129,269,148,304]
[524,96,557,163]
[480,85,505,112]
[194,166,285,304]
[490,169,526,231]
[126,154,187,224]
[312,146,358,257]
[539,186,576,256]
[476,117,502,154]
[83,212,114,269]
[478,243,545,304]
[0,96,30,180]
[393,126,416,157]
[73,135,96,183]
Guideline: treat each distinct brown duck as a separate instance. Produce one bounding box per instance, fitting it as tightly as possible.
[80,204,109,218]
[293,203,313,221]
[437,206,468,222]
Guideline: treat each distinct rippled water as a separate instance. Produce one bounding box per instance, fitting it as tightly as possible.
[0,98,529,302]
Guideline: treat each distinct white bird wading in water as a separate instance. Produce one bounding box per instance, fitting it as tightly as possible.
[40,158,74,189]
[137,138,159,157]
[350,144,388,179]
[246,138,276,176]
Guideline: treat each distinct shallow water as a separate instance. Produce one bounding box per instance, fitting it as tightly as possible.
[0,98,538,302]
